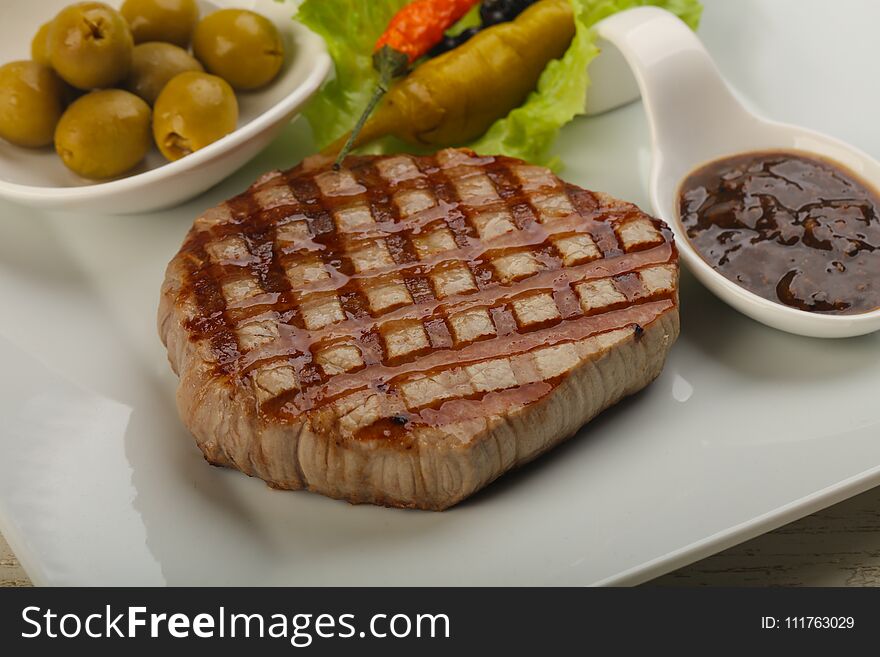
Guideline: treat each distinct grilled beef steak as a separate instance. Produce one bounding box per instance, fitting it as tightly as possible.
[159,148,679,510]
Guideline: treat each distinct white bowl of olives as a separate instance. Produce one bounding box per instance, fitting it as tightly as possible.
[0,0,331,214]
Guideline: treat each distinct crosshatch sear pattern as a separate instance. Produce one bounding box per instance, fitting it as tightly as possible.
[159,148,681,509]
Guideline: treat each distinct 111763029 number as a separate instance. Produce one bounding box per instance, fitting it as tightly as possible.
[761,616,855,630]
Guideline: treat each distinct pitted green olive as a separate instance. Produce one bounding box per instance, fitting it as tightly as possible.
[55,90,151,179]
[125,42,203,105]
[153,71,238,161]
[31,21,54,66]
[49,2,134,90]
[121,0,199,48]
[192,9,284,91]
[0,61,65,148]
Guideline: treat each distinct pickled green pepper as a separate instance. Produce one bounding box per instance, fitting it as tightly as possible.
[325,0,576,156]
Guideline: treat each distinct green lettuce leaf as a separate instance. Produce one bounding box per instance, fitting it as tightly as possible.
[471,0,701,166]
[296,0,702,166]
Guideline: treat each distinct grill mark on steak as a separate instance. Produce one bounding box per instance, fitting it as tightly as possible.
[565,183,624,259]
[484,157,541,232]
[261,298,675,422]
[223,214,625,310]
[234,243,674,370]
[350,162,435,306]
[226,193,293,300]
[417,155,498,289]
[181,240,242,371]
[175,150,678,432]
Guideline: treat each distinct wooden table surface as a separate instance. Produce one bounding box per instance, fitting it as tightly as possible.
[4,485,880,587]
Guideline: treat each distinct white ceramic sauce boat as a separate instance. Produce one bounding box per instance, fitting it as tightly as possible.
[591,7,880,338]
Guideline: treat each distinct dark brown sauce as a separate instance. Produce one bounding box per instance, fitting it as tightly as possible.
[679,151,880,315]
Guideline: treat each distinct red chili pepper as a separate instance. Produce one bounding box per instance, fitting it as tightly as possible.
[375,0,480,63]
[333,0,480,169]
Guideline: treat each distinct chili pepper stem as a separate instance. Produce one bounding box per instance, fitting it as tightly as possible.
[325,94,400,165]
[327,46,409,169]
[331,80,390,170]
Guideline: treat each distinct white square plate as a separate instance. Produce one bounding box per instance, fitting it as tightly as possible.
[1,0,879,585]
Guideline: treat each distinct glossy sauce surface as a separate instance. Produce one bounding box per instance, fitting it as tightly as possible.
[679,152,880,314]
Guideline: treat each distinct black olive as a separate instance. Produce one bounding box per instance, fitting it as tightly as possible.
[482,8,508,26]
[430,37,452,57]
[428,26,479,57]
[480,0,539,26]
[430,0,539,59]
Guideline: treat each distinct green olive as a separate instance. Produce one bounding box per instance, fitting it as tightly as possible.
[153,71,238,161]
[55,90,151,179]
[31,21,54,66]
[125,42,203,105]
[192,9,284,91]
[0,61,65,148]
[49,2,134,90]
[121,0,199,48]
